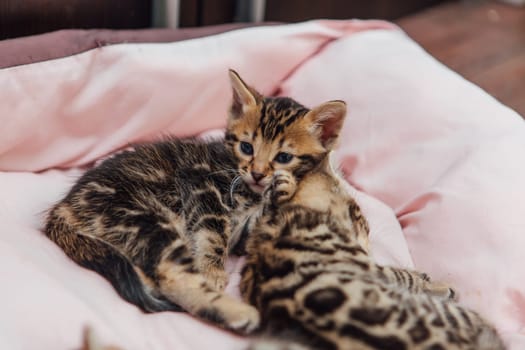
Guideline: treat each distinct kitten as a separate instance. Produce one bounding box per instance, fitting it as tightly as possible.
[44,69,346,333]
[240,155,505,349]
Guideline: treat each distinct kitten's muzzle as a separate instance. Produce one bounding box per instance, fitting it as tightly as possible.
[251,171,265,183]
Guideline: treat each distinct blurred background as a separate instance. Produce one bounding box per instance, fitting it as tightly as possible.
[0,0,450,38]
[0,0,523,115]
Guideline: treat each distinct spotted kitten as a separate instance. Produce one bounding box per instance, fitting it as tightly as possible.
[240,155,505,349]
[44,69,346,333]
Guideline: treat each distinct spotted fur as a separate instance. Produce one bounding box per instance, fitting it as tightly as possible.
[240,155,505,349]
[44,70,346,333]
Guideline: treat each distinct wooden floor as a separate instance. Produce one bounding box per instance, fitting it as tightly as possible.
[397,0,525,118]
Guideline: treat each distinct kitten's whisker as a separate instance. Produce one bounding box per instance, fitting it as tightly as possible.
[208,168,239,176]
[229,175,243,203]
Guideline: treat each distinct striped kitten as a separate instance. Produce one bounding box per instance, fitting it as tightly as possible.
[240,154,505,349]
[44,70,346,333]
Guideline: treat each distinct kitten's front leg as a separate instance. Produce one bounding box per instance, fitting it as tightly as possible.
[264,170,297,206]
[192,214,232,291]
[157,245,260,334]
[415,271,458,301]
[240,226,278,308]
[377,266,458,301]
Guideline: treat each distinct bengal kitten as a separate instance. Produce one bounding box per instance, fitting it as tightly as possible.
[44,69,347,333]
[240,155,505,349]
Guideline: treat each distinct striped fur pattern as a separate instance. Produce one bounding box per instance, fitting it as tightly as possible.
[240,155,505,349]
[44,70,346,333]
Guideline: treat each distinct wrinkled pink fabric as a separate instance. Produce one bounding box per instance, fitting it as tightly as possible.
[0,19,523,349]
[0,20,391,172]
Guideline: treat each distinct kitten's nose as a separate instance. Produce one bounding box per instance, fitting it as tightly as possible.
[251,171,265,183]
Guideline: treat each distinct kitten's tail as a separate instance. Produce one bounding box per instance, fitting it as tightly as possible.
[45,212,181,313]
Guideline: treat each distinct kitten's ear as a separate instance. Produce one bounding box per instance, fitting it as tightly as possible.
[229,69,260,119]
[306,100,347,150]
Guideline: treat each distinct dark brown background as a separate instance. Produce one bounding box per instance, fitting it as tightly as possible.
[0,0,447,39]
[264,0,446,22]
[0,0,152,39]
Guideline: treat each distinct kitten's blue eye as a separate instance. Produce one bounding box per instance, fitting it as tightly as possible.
[275,152,293,164]
[240,142,253,156]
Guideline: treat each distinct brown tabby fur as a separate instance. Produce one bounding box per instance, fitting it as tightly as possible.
[240,154,505,349]
[44,69,346,333]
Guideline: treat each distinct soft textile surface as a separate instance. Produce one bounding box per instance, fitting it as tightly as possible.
[280,30,525,347]
[0,23,268,69]
[1,20,524,349]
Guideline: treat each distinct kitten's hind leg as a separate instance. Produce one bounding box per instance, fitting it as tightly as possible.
[157,243,260,334]
[378,266,458,300]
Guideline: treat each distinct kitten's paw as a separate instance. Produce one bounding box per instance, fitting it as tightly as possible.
[415,271,431,282]
[266,170,297,205]
[201,298,260,334]
[424,281,458,301]
[204,267,229,291]
[226,303,261,334]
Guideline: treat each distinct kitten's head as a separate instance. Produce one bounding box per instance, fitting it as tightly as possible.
[225,69,347,193]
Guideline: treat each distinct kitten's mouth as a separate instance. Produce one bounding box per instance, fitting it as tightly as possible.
[248,182,265,193]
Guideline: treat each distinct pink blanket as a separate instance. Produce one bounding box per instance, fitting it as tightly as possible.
[1,20,524,349]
